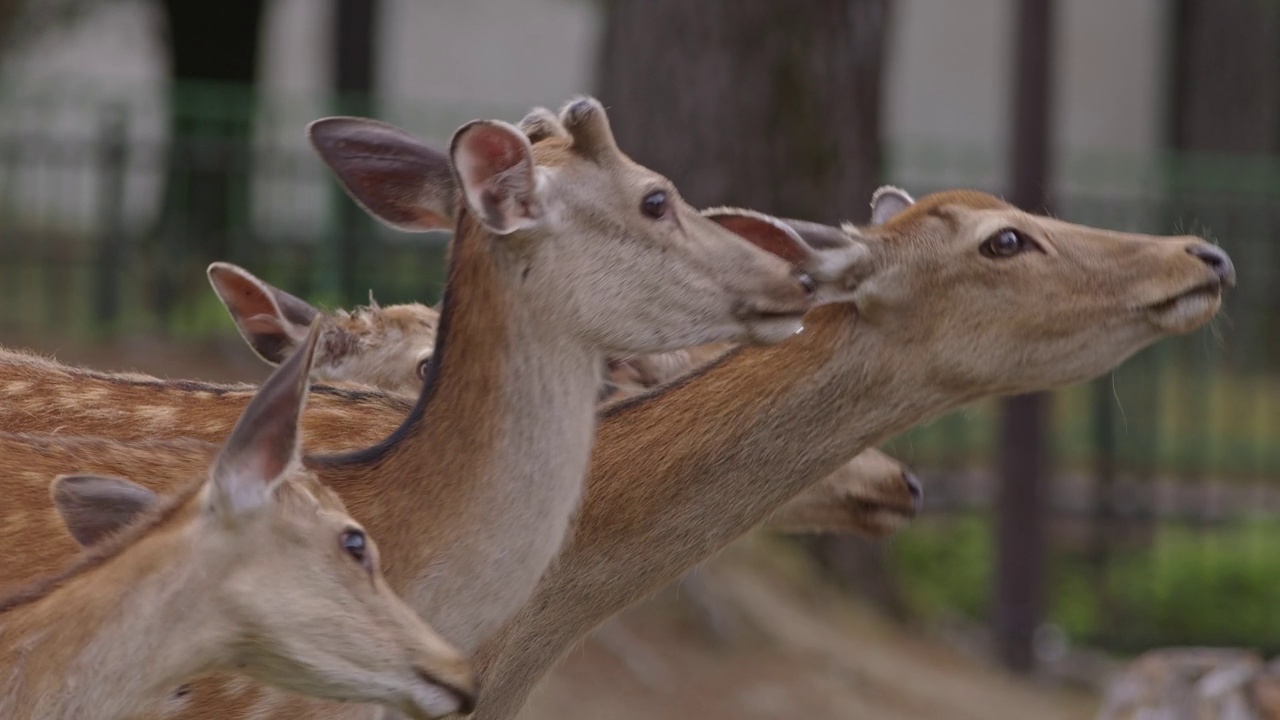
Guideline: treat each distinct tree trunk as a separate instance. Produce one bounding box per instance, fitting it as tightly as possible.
[598,0,888,222]
[0,0,22,50]
[153,0,265,324]
[1171,0,1280,154]
[599,0,896,617]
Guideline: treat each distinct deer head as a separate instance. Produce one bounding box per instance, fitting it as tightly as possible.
[305,97,869,353]
[208,262,439,392]
[207,265,921,539]
[791,186,1236,395]
[31,321,475,718]
[764,451,922,536]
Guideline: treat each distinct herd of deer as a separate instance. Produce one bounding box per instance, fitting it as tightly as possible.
[0,96,1236,719]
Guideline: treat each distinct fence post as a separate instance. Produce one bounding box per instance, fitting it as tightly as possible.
[1089,375,1117,638]
[994,0,1055,673]
[331,0,380,304]
[94,106,129,334]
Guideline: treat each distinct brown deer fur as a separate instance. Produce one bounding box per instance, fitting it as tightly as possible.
[205,263,919,537]
[0,323,474,720]
[0,99,877,719]
[464,188,1235,718]
[0,188,1234,719]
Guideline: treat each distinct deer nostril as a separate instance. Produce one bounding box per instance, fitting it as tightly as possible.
[903,471,924,513]
[1186,243,1237,287]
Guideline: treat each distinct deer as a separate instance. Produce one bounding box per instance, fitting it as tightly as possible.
[205,261,922,538]
[0,100,871,660]
[460,186,1238,719]
[0,321,475,720]
[0,184,1235,720]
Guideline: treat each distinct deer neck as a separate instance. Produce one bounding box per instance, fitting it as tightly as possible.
[470,304,958,719]
[593,302,952,583]
[357,211,601,652]
[0,519,232,719]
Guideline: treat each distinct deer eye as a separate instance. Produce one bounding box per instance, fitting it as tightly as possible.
[641,190,668,219]
[340,529,369,567]
[980,228,1034,258]
[416,357,431,381]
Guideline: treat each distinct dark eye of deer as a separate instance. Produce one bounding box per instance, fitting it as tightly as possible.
[641,190,668,219]
[416,357,430,381]
[980,228,1029,258]
[341,529,368,565]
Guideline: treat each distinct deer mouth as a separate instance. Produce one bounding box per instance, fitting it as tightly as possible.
[1142,281,1222,331]
[734,300,809,344]
[409,667,477,718]
[843,495,919,538]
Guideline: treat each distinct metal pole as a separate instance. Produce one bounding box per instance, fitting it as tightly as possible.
[994,0,1055,673]
[332,0,379,303]
[94,107,129,333]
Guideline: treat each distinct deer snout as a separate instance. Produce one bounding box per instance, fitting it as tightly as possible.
[411,659,477,717]
[733,271,815,317]
[1185,243,1236,288]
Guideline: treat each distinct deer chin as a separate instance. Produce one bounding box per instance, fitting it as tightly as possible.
[402,667,476,719]
[844,495,918,538]
[736,310,807,345]
[1143,281,1222,333]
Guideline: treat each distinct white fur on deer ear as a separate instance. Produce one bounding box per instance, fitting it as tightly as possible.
[208,262,319,365]
[50,474,159,547]
[450,120,543,235]
[209,319,321,519]
[870,186,915,225]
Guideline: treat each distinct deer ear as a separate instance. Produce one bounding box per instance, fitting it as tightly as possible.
[701,207,813,266]
[450,120,543,235]
[210,318,322,519]
[308,117,458,232]
[50,475,159,547]
[870,186,915,225]
[208,263,319,365]
[704,208,871,306]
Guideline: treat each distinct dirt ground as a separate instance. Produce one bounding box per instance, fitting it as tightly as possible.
[4,332,1102,720]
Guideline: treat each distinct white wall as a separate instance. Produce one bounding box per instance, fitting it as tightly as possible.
[883,0,1170,193]
[0,0,1171,233]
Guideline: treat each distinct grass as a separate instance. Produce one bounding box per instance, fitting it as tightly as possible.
[890,513,1280,654]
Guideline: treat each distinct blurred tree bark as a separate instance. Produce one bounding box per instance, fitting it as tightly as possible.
[153,0,265,322]
[0,0,21,50]
[1171,0,1280,154]
[598,0,902,617]
[598,0,888,221]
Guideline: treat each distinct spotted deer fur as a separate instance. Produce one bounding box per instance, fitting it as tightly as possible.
[206,264,920,538]
[0,99,880,720]
[0,323,474,720]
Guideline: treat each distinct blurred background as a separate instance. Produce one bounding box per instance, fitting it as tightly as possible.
[0,1,1277,717]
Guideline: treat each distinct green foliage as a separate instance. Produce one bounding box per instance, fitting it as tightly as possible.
[889,514,1280,654]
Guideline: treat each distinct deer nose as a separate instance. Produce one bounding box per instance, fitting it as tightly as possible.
[903,471,924,514]
[1186,243,1236,287]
